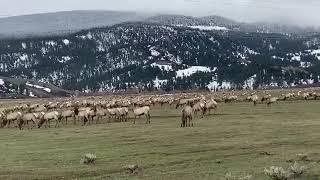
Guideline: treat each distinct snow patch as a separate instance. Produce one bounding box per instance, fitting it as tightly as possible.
[57,56,71,63]
[41,47,48,54]
[291,54,301,61]
[272,56,284,61]
[206,81,219,92]
[86,32,93,39]
[209,37,220,46]
[243,74,256,90]
[62,39,70,45]
[269,44,275,50]
[20,54,28,61]
[176,66,216,78]
[310,49,320,60]
[97,43,105,52]
[21,43,27,49]
[207,80,232,91]
[45,41,57,46]
[153,77,168,89]
[307,79,314,84]
[310,49,320,54]
[150,49,160,57]
[269,82,278,87]
[244,47,259,55]
[29,91,36,97]
[151,62,172,71]
[300,61,311,68]
[26,82,52,93]
[0,79,4,85]
[188,26,229,31]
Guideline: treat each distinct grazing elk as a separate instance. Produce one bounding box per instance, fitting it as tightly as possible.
[181,106,193,127]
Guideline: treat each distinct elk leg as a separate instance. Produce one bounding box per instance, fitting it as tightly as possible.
[191,117,193,127]
[7,120,11,128]
[32,120,36,129]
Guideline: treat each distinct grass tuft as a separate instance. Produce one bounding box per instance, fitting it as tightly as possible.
[80,153,97,165]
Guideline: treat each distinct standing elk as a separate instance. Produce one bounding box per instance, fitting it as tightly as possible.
[61,107,77,125]
[19,113,38,130]
[267,97,279,106]
[38,111,62,128]
[133,106,150,124]
[246,94,259,105]
[6,111,23,128]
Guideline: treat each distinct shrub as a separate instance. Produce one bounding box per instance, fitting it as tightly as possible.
[264,163,308,180]
[264,166,289,180]
[81,153,97,165]
[288,162,307,177]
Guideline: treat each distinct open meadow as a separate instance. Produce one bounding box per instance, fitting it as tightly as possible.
[0,98,320,179]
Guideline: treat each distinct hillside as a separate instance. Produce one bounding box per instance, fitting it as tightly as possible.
[0,76,72,98]
[1,22,320,93]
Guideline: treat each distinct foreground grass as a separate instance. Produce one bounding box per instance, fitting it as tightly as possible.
[0,101,320,179]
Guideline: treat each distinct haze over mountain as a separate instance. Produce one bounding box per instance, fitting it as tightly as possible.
[0,10,149,39]
[0,10,319,39]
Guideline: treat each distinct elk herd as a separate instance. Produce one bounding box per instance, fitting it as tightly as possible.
[0,89,320,130]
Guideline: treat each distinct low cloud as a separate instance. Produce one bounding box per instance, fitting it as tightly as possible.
[1,0,320,27]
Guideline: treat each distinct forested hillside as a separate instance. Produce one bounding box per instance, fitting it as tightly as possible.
[1,22,320,93]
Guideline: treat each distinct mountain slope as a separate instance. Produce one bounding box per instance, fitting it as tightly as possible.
[1,22,320,92]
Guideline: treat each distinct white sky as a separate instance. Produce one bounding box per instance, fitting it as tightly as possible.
[1,0,320,26]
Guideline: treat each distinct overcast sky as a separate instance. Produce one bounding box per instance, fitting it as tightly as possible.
[1,0,320,26]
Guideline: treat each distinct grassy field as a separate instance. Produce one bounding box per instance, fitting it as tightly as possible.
[0,101,320,179]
